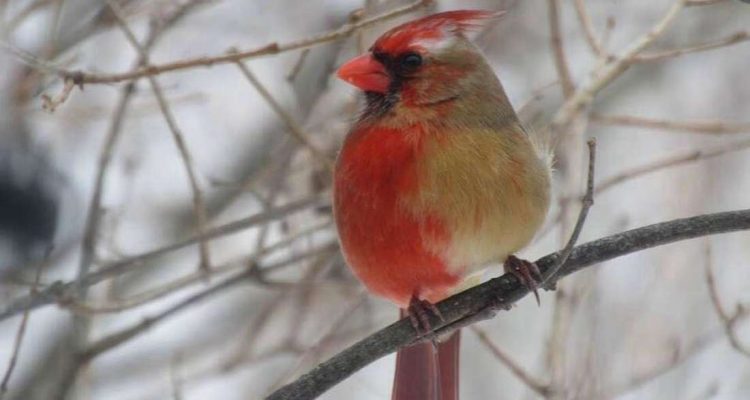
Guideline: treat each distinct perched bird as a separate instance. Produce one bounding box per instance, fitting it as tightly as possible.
[334,10,551,400]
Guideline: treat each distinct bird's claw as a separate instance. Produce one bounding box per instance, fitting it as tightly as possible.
[504,255,542,306]
[407,296,444,338]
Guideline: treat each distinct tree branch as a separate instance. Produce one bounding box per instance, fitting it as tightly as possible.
[471,326,553,397]
[107,0,212,271]
[266,208,750,400]
[546,0,575,97]
[591,113,750,135]
[573,0,605,56]
[704,245,750,359]
[8,0,432,87]
[552,0,687,129]
[0,194,327,322]
[0,250,46,400]
[234,60,334,171]
[634,31,749,62]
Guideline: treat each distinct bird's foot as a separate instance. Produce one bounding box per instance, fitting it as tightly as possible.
[504,255,542,306]
[406,295,444,338]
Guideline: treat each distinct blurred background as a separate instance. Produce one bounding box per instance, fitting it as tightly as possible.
[0,0,749,399]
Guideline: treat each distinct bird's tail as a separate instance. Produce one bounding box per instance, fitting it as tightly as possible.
[392,312,460,400]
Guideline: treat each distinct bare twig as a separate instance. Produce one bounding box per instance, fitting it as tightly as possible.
[5,0,432,88]
[604,329,726,398]
[79,243,339,363]
[705,245,750,359]
[635,31,750,62]
[234,60,334,170]
[591,113,750,135]
[0,252,46,400]
[573,0,606,56]
[40,77,76,112]
[266,208,750,400]
[169,353,184,400]
[542,139,596,287]
[107,0,211,270]
[0,39,64,74]
[222,291,292,371]
[546,0,574,97]
[0,193,326,323]
[686,0,727,5]
[286,49,310,82]
[54,3,214,397]
[61,221,331,315]
[471,326,553,397]
[553,0,688,129]
[265,291,368,395]
[596,136,750,194]
[2,0,57,35]
[551,137,750,211]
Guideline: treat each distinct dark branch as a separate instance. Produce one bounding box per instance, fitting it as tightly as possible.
[266,208,750,400]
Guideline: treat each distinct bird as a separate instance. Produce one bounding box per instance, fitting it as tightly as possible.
[333,10,551,400]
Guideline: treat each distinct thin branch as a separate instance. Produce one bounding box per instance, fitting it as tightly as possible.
[107,0,212,271]
[79,243,339,363]
[573,0,605,56]
[604,329,725,398]
[265,291,368,395]
[169,353,184,400]
[686,0,727,5]
[705,245,750,359]
[591,113,750,135]
[61,221,331,315]
[0,194,327,322]
[222,291,292,372]
[553,0,687,129]
[266,208,750,400]
[471,326,552,397]
[542,138,596,287]
[234,60,334,171]
[54,3,215,397]
[56,40,136,400]
[546,0,575,97]
[634,31,750,62]
[536,135,750,234]
[0,252,46,400]
[2,0,57,35]
[596,136,750,194]
[40,77,75,112]
[0,39,64,74]
[9,0,432,87]
[286,49,310,82]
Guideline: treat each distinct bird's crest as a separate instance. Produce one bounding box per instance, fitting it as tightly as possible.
[372,10,502,54]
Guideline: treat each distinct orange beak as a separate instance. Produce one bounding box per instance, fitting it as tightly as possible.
[337,53,390,94]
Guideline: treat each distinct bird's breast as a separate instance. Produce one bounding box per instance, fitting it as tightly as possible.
[333,124,459,306]
[333,122,550,306]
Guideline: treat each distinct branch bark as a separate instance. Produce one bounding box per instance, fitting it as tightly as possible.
[266,208,750,400]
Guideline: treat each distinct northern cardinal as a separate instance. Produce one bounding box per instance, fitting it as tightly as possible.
[334,10,551,400]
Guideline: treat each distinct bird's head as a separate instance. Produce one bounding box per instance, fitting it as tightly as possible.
[337,10,503,113]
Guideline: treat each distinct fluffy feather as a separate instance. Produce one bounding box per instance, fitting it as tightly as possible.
[373,10,503,55]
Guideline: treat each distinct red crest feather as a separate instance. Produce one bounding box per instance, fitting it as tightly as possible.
[372,9,502,54]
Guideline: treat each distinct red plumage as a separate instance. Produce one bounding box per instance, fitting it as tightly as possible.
[373,10,500,55]
[334,123,459,307]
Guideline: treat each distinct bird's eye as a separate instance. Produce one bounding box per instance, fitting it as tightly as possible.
[400,53,423,70]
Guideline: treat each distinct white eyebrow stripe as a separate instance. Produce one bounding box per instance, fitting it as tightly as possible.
[413,35,458,53]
